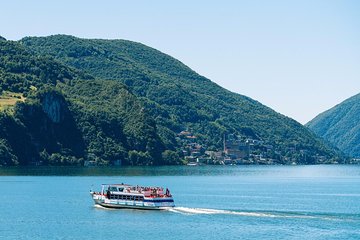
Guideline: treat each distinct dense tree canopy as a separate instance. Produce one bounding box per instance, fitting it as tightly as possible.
[0,39,167,165]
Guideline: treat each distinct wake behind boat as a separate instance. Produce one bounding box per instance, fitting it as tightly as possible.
[90,183,175,210]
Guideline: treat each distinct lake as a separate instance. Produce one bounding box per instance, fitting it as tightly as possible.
[0,165,359,240]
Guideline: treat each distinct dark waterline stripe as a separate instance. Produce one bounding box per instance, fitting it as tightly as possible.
[144,199,174,203]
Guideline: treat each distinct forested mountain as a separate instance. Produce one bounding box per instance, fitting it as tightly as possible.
[0,37,165,166]
[15,34,343,165]
[307,93,360,158]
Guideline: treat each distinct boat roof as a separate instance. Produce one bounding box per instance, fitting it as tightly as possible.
[101,183,165,188]
[101,184,131,186]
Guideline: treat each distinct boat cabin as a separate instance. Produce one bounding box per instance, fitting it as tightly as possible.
[99,184,171,199]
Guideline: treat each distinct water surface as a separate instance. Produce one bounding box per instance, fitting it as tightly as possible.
[0,165,359,240]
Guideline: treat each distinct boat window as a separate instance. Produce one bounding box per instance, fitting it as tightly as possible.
[118,188,124,192]
[110,186,118,191]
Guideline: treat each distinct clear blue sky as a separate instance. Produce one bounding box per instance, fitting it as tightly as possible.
[1,0,359,124]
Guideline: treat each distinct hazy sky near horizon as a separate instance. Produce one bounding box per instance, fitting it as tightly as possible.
[1,0,359,124]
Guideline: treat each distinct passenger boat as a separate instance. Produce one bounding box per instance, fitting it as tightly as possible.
[90,183,175,210]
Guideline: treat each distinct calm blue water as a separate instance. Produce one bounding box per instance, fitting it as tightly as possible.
[0,165,359,240]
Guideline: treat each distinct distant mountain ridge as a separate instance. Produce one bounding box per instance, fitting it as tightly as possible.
[0,34,343,165]
[307,93,360,158]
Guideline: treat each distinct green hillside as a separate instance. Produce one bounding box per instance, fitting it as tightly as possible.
[307,93,360,158]
[19,34,343,164]
[0,38,165,166]
[0,37,88,93]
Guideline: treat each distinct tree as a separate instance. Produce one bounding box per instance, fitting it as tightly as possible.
[162,150,181,165]
[0,139,18,166]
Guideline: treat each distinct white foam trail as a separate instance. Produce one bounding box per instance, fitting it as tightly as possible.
[168,207,320,219]
[169,207,277,217]
[94,204,346,221]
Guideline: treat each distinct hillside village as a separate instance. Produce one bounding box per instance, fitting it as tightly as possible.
[178,131,333,165]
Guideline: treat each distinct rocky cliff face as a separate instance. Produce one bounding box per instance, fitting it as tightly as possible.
[11,89,85,160]
[40,92,67,123]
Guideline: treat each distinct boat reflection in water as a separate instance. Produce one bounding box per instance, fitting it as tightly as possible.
[90,183,175,210]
